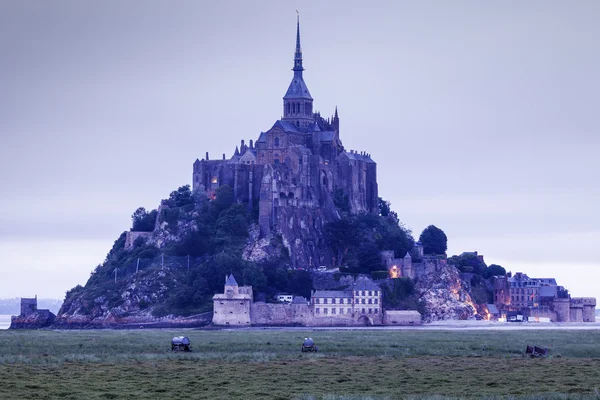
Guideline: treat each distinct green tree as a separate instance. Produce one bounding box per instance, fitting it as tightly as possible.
[166,185,194,208]
[419,225,447,255]
[212,185,234,213]
[485,264,506,278]
[357,241,382,273]
[288,270,313,299]
[324,218,361,265]
[448,253,487,275]
[378,197,399,224]
[131,207,157,232]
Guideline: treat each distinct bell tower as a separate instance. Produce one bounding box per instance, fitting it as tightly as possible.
[282,15,313,129]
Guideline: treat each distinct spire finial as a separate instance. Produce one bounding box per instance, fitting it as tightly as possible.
[293,11,304,74]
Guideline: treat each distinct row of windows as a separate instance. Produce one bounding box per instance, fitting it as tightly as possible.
[354,291,379,296]
[315,307,351,315]
[510,281,538,288]
[315,307,379,315]
[314,298,378,305]
[512,295,538,302]
[286,101,312,116]
[510,288,536,295]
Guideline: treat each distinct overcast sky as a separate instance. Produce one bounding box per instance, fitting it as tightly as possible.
[1,1,598,301]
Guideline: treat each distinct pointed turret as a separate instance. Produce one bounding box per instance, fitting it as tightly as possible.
[283,13,313,129]
[225,274,238,287]
[332,106,339,133]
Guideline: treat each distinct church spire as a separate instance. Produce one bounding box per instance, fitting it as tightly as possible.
[293,13,303,74]
[283,12,313,127]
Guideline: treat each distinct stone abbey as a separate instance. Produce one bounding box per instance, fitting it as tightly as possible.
[192,17,377,267]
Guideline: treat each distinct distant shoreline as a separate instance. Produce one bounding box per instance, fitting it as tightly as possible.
[0,314,12,330]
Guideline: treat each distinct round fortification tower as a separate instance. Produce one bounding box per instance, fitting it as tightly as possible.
[553,298,570,322]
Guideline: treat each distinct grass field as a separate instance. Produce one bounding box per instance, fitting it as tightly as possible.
[1,328,600,399]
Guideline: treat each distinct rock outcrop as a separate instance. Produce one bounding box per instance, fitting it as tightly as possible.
[10,310,55,329]
[54,267,210,329]
[416,263,478,322]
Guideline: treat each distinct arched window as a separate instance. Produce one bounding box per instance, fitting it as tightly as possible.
[292,103,296,113]
[297,102,301,114]
[274,137,279,147]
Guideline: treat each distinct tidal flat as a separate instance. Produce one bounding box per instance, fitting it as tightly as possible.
[1,329,599,399]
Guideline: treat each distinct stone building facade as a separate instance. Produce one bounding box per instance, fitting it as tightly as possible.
[380,243,449,280]
[312,276,383,325]
[212,275,396,326]
[192,17,377,268]
[212,275,253,326]
[493,272,596,322]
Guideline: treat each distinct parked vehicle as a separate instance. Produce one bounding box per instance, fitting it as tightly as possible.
[171,336,192,352]
[301,337,318,352]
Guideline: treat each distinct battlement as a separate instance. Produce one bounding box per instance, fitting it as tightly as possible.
[572,297,596,306]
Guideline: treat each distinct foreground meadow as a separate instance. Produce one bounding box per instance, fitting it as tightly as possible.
[1,329,599,399]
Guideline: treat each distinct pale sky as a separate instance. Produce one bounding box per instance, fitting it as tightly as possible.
[1,1,599,300]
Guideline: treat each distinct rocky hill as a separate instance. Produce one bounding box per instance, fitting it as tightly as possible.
[50,184,489,328]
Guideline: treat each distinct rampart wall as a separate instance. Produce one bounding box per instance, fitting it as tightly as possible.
[124,232,153,250]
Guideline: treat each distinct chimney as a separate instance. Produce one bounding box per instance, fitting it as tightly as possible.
[206,152,209,160]
[223,153,226,160]
[249,139,254,149]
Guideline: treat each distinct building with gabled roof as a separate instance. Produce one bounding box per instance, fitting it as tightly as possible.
[311,276,382,325]
[212,274,253,326]
[493,272,596,322]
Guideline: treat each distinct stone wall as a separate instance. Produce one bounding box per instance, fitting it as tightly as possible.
[553,298,571,322]
[383,310,422,325]
[250,302,310,325]
[20,298,37,316]
[249,302,383,326]
[523,307,557,322]
[212,298,251,326]
[124,231,153,250]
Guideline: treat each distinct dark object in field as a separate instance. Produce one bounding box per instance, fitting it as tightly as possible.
[171,336,192,352]
[525,345,548,358]
[301,337,318,352]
